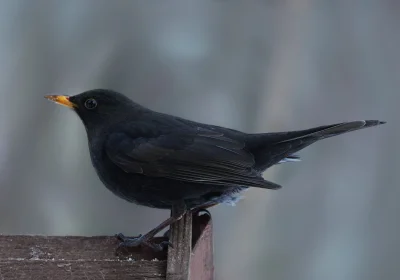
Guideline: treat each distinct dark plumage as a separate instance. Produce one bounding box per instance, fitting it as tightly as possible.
[45,89,385,250]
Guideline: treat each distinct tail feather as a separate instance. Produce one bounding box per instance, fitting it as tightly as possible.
[277,120,385,143]
[278,155,301,164]
[249,120,385,171]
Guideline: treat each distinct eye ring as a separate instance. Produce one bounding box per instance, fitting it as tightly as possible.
[84,98,97,110]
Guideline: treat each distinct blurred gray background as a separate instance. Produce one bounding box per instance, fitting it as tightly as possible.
[0,1,397,279]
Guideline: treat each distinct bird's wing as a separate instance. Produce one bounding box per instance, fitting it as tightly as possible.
[105,126,281,189]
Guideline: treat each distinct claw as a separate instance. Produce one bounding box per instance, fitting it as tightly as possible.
[115,233,126,241]
[158,240,173,249]
[143,240,173,252]
[115,233,144,248]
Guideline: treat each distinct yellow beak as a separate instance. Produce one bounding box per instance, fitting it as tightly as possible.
[44,95,77,109]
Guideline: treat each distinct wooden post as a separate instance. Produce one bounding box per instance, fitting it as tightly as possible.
[166,208,193,280]
[0,212,213,280]
[190,212,214,280]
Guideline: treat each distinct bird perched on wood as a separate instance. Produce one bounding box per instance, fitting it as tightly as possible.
[45,89,385,250]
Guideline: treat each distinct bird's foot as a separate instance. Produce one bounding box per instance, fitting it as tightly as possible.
[115,233,172,252]
[115,233,142,247]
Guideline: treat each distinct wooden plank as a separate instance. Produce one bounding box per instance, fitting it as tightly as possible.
[0,211,214,280]
[190,213,214,280]
[0,260,165,280]
[0,235,167,280]
[166,209,193,280]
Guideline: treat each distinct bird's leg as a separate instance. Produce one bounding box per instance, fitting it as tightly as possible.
[116,216,176,251]
[163,203,215,239]
[116,202,187,251]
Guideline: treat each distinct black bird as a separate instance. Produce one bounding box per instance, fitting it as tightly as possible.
[45,89,385,250]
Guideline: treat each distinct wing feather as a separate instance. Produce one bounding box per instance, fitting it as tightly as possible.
[105,126,278,189]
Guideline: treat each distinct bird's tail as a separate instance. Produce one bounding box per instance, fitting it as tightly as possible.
[249,120,385,171]
[276,120,385,143]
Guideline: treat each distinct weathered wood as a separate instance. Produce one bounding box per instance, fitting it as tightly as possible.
[166,211,214,280]
[0,212,214,280]
[0,235,167,279]
[166,208,193,280]
[190,213,214,280]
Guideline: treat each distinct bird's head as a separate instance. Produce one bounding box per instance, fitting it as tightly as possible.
[45,89,147,131]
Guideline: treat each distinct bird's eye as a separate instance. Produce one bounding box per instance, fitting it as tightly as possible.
[84,98,97,110]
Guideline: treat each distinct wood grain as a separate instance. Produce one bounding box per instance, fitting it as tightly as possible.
[190,214,214,280]
[0,235,167,280]
[166,209,193,280]
[0,212,214,280]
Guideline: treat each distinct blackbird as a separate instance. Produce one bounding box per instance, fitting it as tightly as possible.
[45,89,385,250]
